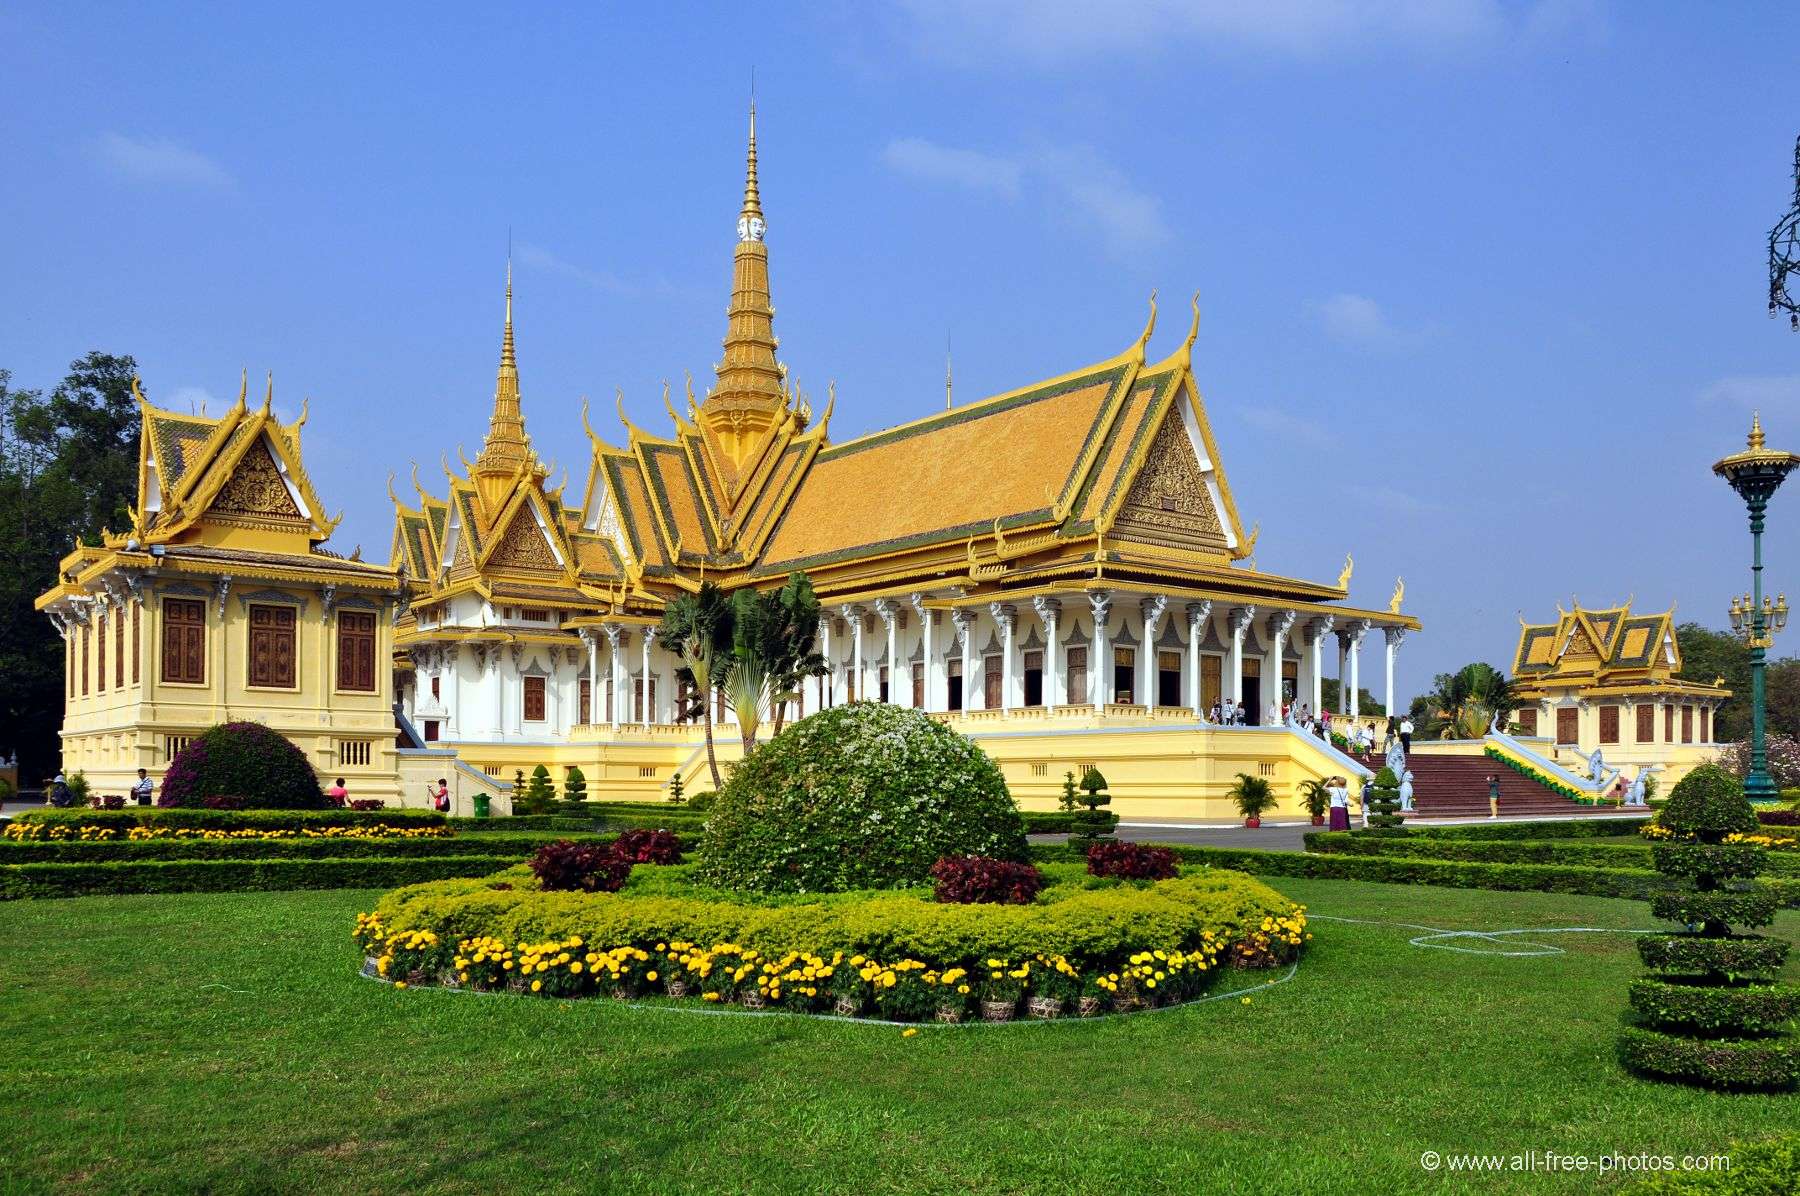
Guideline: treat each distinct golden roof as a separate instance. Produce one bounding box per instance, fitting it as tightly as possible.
[1512,599,1722,695]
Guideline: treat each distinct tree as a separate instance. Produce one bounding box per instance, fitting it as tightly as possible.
[719,573,827,756]
[1321,682,1384,717]
[1674,623,1754,742]
[1415,663,1518,740]
[518,764,556,815]
[562,765,587,803]
[0,353,141,782]
[764,572,826,738]
[659,582,733,790]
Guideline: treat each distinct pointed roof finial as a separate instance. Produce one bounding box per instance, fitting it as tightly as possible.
[1135,289,1159,359]
[262,371,274,412]
[1750,410,1766,450]
[741,88,763,226]
[475,258,531,477]
[945,331,953,410]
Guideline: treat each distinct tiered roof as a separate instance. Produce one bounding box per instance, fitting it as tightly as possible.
[1512,601,1727,699]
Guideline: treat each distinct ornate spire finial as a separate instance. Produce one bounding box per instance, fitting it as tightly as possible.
[262,371,273,412]
[1134,290,1158,359]
[475,260,531,483]
[1750,411,1766,450]
[945,331,953,410]
[741,92,763,229]
[1180,290,1201,358]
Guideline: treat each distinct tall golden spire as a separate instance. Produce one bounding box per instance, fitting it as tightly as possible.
[473,259,533,516]
[702,99,789,480]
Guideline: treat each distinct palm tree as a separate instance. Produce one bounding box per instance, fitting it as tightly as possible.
[1420,662,1519,740]
[658,582,732,790]
[766,572,826,737]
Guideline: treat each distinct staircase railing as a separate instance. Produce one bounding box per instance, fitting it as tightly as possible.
[1484,719,1619,802]
[1287,718,1375,780]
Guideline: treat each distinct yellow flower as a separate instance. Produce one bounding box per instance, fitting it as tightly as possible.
[646,970,658,982]
[902,1028,919,1038]
[531,980,543,992]
[393,981,407,990]
[1241,996,1252,1005]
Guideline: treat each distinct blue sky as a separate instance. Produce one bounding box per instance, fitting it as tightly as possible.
[4,1,1797,700]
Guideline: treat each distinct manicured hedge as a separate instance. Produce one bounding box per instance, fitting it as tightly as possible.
[1028,843,1800,908]
[1617,1026,1798,1091]
[0,855,522,901]
[0,833,605,865]
[1413,817,1651,841]
[374,863,1300,966]
[1303,832,1800,879]
[1627,978,1800,1034]
[11,807,446,833]
[1649,889,1778,930]
[1638,933,1790,976]
[1021,811,1118,836]
[449,816,597,833]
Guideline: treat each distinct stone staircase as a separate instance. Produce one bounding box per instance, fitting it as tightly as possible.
[1349,750,1593,818]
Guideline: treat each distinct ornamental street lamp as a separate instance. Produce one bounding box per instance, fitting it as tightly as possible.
[1713,415,1800,800]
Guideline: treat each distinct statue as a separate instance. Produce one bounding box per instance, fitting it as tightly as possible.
[1384,739,1406,777]
[1388,576,1404,614]
[1399,770,1414,812]
[1625,765,1660,807]
[1337,554,1354,590]
[1586,748,1607,782]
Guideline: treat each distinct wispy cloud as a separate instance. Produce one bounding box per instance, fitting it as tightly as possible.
[515,242,635,295]
[1699,375,1800,419]
[880,137,1167,260]
[1238,406,1331,449]
[1315,292,1414,349]
[882,138,1022,198]
[888,0,1593,65]
[92,133,232,188]
[163,385,220,415]
[1345,482,1446,515]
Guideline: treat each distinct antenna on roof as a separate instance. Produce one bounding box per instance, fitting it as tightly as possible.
[945,330,953,410]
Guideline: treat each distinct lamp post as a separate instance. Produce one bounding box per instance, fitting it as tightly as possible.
[1714,414,1799,800]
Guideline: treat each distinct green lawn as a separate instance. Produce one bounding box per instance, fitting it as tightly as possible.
[2,879,1794,1195]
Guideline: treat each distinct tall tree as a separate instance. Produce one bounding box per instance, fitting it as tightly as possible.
[0,353,141,782]
[658,582,732,790]
[1673,623,1756,742]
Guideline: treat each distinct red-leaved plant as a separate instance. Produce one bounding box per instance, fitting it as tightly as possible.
[349,799,386,811]
[202,794,247,810]
[529,840,633,893]
[610,828,684,864]
[930,855,1045,905]
[1087,841,1179,881]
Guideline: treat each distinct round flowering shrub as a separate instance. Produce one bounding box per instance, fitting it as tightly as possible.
[1658,764,1761,840]
[1718,734,1800,791]
[700,702,1027,893]
[158,722,328,809]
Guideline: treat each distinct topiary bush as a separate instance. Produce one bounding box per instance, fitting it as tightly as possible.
[158,722,328,810]
[563,766,587,803]
[1621,764,1798,1090]
[1068,767,1115,852]
[698,702,1026,894]
[516,765,557,816]
[1366,767,1406,831]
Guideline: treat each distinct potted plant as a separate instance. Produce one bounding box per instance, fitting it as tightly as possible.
[1299,777,1330,826]
[1227,772,1277,828]
[980,957,1028,1022]
[934,966,973,1023]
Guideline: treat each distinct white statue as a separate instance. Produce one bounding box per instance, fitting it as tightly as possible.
[1399,770,1414,812]
[1384,740,1406,777]
[1586,748,1607,782]
[1625,765,1660,807]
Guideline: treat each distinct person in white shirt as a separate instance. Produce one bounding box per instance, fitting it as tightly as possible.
[130,768,154,806]
[1400,716,1414,753]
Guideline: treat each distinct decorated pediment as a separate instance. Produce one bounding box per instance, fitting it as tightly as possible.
[485,500,563,573]
[1110,406,1231,554]
[205,436,306,525]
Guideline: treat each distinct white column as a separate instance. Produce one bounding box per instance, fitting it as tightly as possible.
[1384,627,1405,722]
[1186,600,1210,718]
[953,608,975,710]
[605,625,624,729]
[991,602,1016,712]
[1228,606,1254,713]
[817,617,831,709]
[1269,610,1296,720]
[640,628,652,725]
[1348,620,1369,719]
[509,646,526,736]
[1139,595,1167,709]
[841,605,865,703]
[1310,617,1332,716]
[1088,591,1112,706]
[875,599,899,704]
[444,645,461,734]
[913,594,936,711]
[584,634,598,725]
[1336,632,1349,712]
[1034,596,1060,709]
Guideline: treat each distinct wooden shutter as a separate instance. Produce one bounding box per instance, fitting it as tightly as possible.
[248,605,296,688]
[161,599,206,684]
[524,675,546,722]
[131,601,140,684]
[115,608,125,688]
[97,609,107,693]
[984,655,1002,707]
[579,678,591,725]
[1700,707,1711,743]
[1066,646,1087,705]
[1665,706,1674,741]
[337,611,376,692]
[912,662,924,708]
[1636,704,1654,742]
[1556,706,1578,745]
[1681,707,1693,743]
[1517,707,1538,736]
[1598,705,1619,744]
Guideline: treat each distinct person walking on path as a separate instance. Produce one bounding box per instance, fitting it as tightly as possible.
[1486,774,1501,819]
[1358,775,1374,828]
[1327,776,1351,832]
[1400,716,1414,754]
[131,768,154,806]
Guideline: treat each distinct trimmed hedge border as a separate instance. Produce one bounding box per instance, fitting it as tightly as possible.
[1637,933,1791,976]
[0,832,606,865]
[450,816,598,833]
[1617,1025,1799,1090]
[1412,817,1651,841]
[1026,843,1800,907]
[10,808,446,832]
[1303,832,1800,878]
[0,855,523,901]
[1649,890,1778,930]
[1627,978,1800,1034]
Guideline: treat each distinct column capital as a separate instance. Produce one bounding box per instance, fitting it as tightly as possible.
[1384,626,1407,649]
[1088,589,1113,619]
[1031,595,1061,621]
[1308,614,1336,643]
[951,607,976,644]
[838,602,866,624]
[602,623,625,650]
[873,597,900,624]
[1229,604,1257,635]
[909,591,930,619]
[1186,599,1212,628]
[989,601,1017,631]
[1140,593,1168,627]
[1268,608,1298,638]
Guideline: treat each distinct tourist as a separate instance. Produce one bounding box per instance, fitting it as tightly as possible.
[1359,775,1373,828]
[1487,774,1501,819]
[1266,700,1279,726]
[1208,701,1222,724]
[431,778,450,812]
[327,777,349,806]
[131,768,154,806]
[1327,775,1350,831]
[48,773,72,807]
[1400,715,1414,753]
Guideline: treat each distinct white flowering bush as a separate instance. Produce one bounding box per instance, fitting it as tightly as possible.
[699,702,1027,893]
[1718,735,1800,791]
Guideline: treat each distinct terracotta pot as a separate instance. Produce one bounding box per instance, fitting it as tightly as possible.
[1245,817,1262,828]
[980,998,1016,1023]
[664,978,690,999]
[1077,995,1104,1018]
[834,995,862,1018]
[1311,815,1325,826]
[1026,995,1063,1020]
[934,1005,964,1024]
[739,990,768,1010]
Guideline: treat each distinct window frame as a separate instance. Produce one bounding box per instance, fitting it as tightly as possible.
[246,603,299,690]
[335,610,378,694]
[160,597,207,686]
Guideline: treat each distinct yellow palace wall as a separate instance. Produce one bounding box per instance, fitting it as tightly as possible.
[58,586,402,802]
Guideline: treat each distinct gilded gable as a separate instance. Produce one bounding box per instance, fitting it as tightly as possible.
[1111,409,1228,553]
[206,438,304,524]
[487,504,560,572]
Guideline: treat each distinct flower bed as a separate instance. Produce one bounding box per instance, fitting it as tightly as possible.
[8,808,446,835]
[356,862,1307,1022]
[1482,743,1604,804]
[1,855,527,901]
